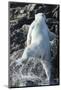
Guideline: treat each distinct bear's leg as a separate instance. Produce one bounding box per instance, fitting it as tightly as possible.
[15,47,31,66]
[41,60,51,84]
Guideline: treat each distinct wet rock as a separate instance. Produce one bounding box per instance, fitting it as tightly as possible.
[9,57,50,87]
[21,24,29,34]
[9,3,59,87]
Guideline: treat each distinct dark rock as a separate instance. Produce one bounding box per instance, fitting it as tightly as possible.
[9,3,59,87]
[9,57,50,86]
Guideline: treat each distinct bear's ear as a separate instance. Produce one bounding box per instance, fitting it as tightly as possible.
[35,13,40,20]
[35,13,41,19]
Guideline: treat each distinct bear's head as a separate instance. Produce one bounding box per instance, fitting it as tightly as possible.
[35,13,46,23]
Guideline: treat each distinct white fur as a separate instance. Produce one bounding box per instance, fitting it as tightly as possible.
[15,13,51,83]
[15,13,57,84]
[23,13,51,60]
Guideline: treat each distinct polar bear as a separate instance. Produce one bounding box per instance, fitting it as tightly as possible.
[21,13,56,61]
[11,13,56,84]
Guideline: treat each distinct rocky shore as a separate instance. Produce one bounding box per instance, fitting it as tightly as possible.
[9,2,59,87]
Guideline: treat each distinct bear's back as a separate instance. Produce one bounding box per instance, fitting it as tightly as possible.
[31,19,49,44]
